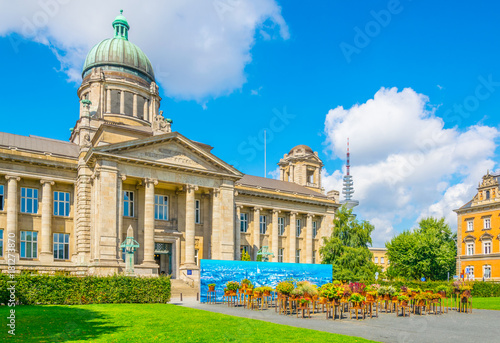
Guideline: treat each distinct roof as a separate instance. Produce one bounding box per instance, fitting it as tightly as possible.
[0,132,79,158]
[236,174,328,199]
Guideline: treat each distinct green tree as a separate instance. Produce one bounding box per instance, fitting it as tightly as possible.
[320,206,380,281]
[241,251,251,261]
[386,217,456,280]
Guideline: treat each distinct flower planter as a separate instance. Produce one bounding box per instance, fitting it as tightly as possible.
[383,295,390,301]
[253,291,262,297]
[400,301,408,307]
[263,291,271,297]
[208,286,215,292]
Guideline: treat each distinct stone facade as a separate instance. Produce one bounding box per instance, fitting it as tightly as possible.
[0,13,339,281]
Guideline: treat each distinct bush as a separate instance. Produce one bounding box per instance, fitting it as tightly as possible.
[0,274,171,305]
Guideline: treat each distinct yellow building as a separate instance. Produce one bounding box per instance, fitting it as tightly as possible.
[455,171,500,280]
[369,247,389,272]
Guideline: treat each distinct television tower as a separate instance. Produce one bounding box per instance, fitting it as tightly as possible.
[340,138,359,209]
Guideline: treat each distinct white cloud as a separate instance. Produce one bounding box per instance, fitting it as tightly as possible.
[0,0,288,101]
[323,87,499,246]
[268,166,280,180]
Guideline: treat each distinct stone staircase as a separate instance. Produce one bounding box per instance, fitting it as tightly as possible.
[170,279,199,301]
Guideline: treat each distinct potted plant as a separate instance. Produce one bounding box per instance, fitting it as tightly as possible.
[208,283,216,292]
[349,282,366,295]
[349,292,365,307]
[435,284,450,297]
[276,281,295,296]
[398,295,409,307]
[298,297,311,307]
[290,288,304,299]
[414,293,428,306]
[297,281,319,299]
[226,281,240,295]
[241,278,252,290]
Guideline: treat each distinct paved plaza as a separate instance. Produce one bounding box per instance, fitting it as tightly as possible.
[177,298,500,343]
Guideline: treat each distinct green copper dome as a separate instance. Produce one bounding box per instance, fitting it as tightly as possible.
[82,11,155,82]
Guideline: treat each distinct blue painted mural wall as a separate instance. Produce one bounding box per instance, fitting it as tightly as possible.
[199,259,332,302]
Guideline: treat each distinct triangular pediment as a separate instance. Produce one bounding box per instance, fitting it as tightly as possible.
[89,132,242,177]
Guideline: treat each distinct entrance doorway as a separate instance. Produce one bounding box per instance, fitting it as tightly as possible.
[154,242,173,276]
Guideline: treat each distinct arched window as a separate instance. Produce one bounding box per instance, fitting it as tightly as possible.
[486,190,490,199]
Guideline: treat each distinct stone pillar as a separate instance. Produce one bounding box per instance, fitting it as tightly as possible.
[271,209,280,262]
[143,99,149,121]
[235,205,242,260]
[280,168,284,181]
[290,164,294,183]
[305,214,313,264]
[253,207,262,260]
[143,178,158,264]
[5,176,20,254]
[133,94,138,117]
[289,212,297,263]
[211,189,220,260]
[120,91,125,114]
[184,184,198,265]
[106,88,111,113]
[40,180,55,262]
[117,175,126,253]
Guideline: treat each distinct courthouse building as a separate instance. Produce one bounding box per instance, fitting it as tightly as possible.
[0,13,339,280]
[455,171,500,281]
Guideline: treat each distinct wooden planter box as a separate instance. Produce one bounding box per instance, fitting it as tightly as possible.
[208,286,215,292]
[263,291,271,297]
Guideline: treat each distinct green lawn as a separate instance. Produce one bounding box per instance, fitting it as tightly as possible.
[471,297,500,311]
[1,304,376,342]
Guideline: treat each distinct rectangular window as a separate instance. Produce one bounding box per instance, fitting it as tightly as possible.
[21,187,38,214]
[295,249,301,263]
[259,215,267,234]
[0,185,4,211]
[484,265,491,279]
[278,217,285,236]
[466,220,474,231]
[484,218,491,229]
[20,231,38,259]
[240,213,248,232]
[0,230,3,257]
[123,191,134,217]
[195,199,201,224]
[312,221,317,238]
[278,248,284,263]
[381,257,384,264]
[53,191,70,217]
[53,233,69,260]
[296,219,301,236]
[466,243,474,256]
[484,241,492,254]
[374,256,379,263]
[154,195,169,220]
[122,247,126,262]
[313,250,316,264]
[467,266,474,279]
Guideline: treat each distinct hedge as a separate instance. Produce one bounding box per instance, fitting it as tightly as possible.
[0,274,171,305]
[376,280,500,297]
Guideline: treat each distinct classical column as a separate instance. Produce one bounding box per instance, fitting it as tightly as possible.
[40,180,55,262]
[290,164,294,182]
[253,207,262,260]
[143,178,158,264]
[143,98,149,121]
[235,205,242,260]
[120,91,125,114]
[211,189,220,260]
[133,94,138,117]
[106,88,111,113]
[305,214,314,264]
[289,212,297,263]
[185,184,198,265]
[5,176,20,254]
[117,175,126,249]
[271,209,280,262]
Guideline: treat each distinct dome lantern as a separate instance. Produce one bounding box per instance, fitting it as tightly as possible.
[113,10,129,40]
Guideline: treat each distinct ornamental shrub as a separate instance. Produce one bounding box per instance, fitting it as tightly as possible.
[0,273,171,305]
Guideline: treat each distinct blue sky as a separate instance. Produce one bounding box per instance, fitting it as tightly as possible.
[1,0,499,245]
